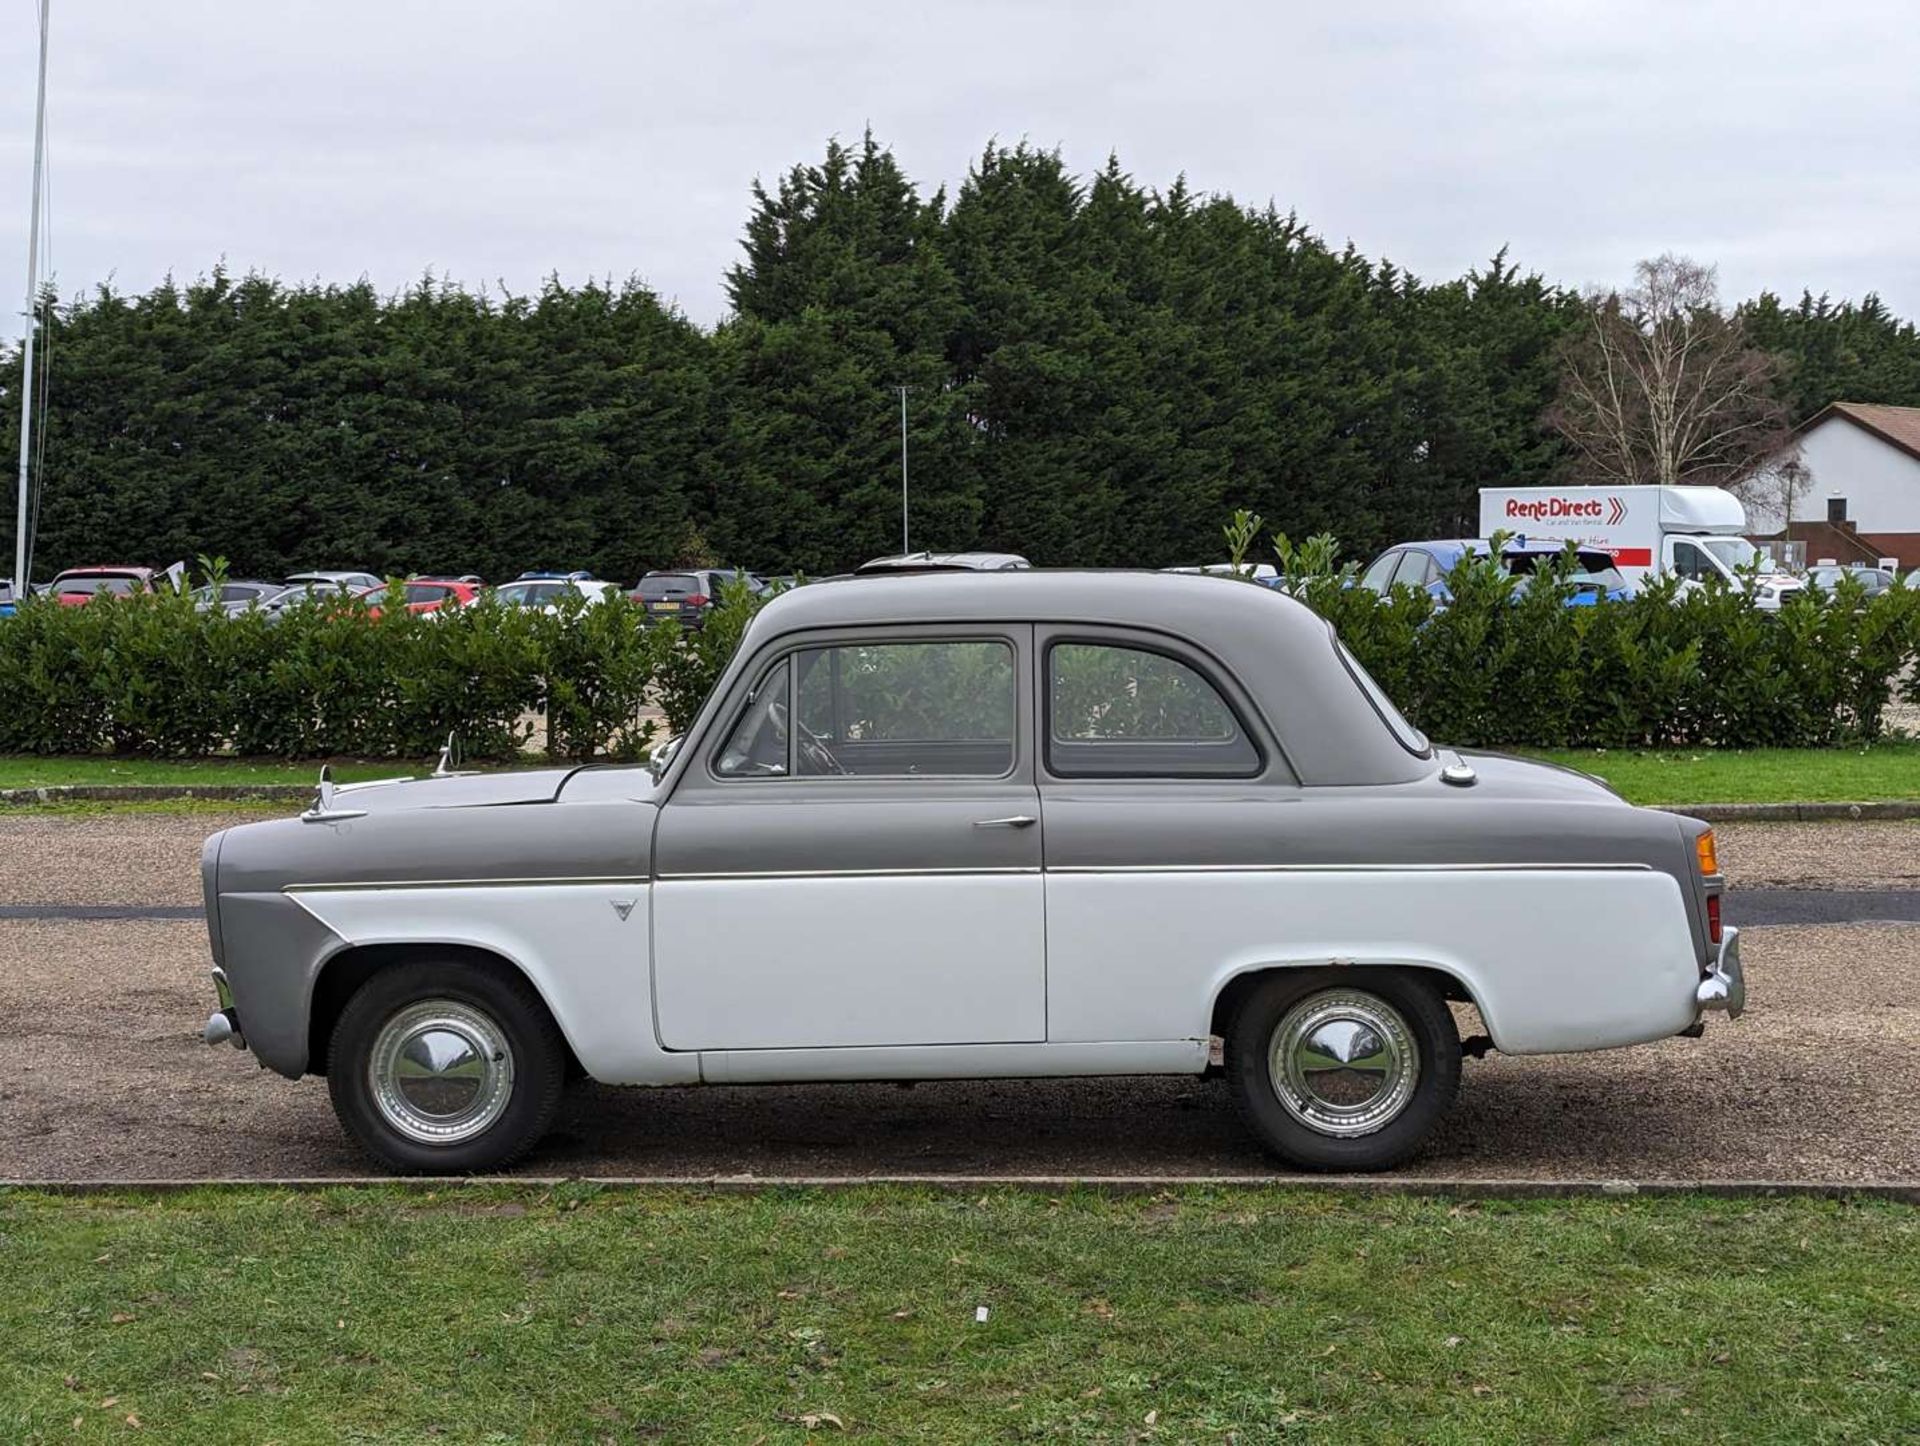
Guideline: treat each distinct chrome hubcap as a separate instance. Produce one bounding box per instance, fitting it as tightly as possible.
[1268,989,1419,1137]
[368,1000,514,1146]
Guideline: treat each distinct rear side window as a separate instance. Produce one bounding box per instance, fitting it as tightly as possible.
[1358,552,1400,593]
[1047,642,1260,777]
[1391,551,1435,589]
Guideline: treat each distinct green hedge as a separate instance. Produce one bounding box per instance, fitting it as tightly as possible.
[1266,532,1920,749]
[2,559,1915,761]
[0,584,739,762]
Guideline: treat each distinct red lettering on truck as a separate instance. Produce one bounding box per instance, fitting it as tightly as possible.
[1503,496,1612,522]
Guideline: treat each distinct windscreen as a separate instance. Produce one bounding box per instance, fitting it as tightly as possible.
[56,575,137,596]
[1701,537,1762,570]
[637,574,701,600]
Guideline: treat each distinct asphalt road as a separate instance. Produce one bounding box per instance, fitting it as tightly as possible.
[2,809,1917,1183]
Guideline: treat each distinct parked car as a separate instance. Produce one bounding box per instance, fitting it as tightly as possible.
[193,580,285,615]
[257,573,377,623]
[283,569,382,594]
[630,568,765,629]
[199,572,1742,1174]
[855,551,1031,574]
[1804,564,1897,599]
[490,571,622,612]
[354,578,481,618]
[47,565,164,605]
[1357,539,1629,607]
[0,578,14,617]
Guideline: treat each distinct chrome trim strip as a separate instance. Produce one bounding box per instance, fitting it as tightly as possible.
[1044,862,1653,875]
[286,875,654,894]
[659,867,1042,881]
[287,862,1649,891]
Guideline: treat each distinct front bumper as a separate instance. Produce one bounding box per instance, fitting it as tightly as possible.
[203,967,246,1049]
[1695,927,1745,1019]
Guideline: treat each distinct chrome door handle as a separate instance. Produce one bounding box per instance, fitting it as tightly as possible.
[973,814,1037,829]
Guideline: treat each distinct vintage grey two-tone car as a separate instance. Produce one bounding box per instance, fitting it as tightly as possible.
[200,571,1744,1173]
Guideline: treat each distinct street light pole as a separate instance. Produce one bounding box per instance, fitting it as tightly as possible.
[14,0,51,596]
[897,385,910,555]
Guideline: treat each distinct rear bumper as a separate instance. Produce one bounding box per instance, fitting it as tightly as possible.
[1695,927,1745,1019]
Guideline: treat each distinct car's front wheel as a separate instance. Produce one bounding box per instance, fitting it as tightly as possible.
[1225,969,1459,1171]
[326,960,567,1174]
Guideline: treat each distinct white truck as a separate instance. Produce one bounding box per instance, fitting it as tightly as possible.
[1477,485,1804,609]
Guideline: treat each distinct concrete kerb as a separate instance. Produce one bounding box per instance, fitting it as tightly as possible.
[3,1175,1918,1202]
[3,784,1919,820]
[1656,801,1920,822]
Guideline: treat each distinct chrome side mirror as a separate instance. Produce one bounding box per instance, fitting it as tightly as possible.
[647,735,683,783]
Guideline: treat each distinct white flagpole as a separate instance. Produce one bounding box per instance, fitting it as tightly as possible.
[14,0,51,595]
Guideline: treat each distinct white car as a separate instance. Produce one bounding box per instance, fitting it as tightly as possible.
[200,572,1740,1175]
[490,573,622,613]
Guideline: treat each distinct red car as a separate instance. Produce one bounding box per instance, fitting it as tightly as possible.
[353,578,481,619]
[49,566,161,605]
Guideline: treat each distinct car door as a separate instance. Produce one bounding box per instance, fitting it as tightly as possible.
[651,624,1045,1051]
[1665,536,1726,592]
[1034,627,1289,1045]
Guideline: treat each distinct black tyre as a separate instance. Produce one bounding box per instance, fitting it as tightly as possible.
[1225,969,1459,1171]
[326,959,567,1174]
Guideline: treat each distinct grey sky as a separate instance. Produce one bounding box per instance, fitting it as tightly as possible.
[3,0,1917,331]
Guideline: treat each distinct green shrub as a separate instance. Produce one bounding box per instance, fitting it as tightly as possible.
[0,585,643,762]
[1268,529,1920,749]
[2,551,1915,761]
[652,578,763,736]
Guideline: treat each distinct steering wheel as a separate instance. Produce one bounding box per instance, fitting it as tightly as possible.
[771,702,847,775]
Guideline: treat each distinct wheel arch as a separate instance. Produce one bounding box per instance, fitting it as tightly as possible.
[306,941,585,1080]
[1207,959,1485,1042]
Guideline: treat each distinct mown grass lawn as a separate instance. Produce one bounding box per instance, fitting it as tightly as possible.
[0,756,524,789]
[1524,740,1920,805]
[4,741,1920,806]
[0,1187,1913,1443]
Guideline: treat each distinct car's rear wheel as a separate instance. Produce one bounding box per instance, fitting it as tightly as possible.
[1225,969,1459,1171]
[326,960,566,1174]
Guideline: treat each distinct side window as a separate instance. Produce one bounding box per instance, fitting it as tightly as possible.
[1671,541,1710,581]
[1047,642,1260,778]
[1358,551,1400,594]
[1390,550,1434,590]
[790,640,1015,777]
[715,659,793,777]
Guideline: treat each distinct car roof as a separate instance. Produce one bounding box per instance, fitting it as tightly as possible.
[54,565,152,577]
[733,570,1433,787]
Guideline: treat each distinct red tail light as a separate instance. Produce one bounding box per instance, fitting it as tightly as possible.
[684,594,709,607]
[1706,894,1722,944]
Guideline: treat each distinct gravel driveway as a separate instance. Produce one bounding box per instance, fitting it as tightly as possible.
[2,810,1916,1182]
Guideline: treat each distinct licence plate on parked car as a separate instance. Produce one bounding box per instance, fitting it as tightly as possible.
[656,601,680,611]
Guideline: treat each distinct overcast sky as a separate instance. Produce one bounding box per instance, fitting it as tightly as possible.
[3,0,1917,333]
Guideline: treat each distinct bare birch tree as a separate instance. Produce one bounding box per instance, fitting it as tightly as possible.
[1546,254,1793,488]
